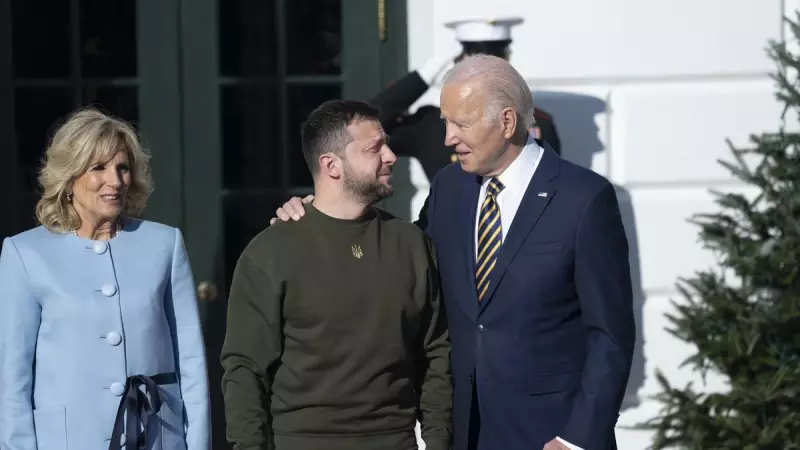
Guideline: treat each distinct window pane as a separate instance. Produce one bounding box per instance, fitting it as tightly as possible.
[14,87,76,191]
[286,0,341,75]
[79,0,137,77]
[11,0,71,78]
[222,192,284,288]
[287,84,341,186]
[219,0,278,77]
[82,86,139,124]
[221,85,280,189]
[17,192,39,231]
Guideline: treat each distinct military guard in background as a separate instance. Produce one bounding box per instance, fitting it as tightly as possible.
[371,17,561,182]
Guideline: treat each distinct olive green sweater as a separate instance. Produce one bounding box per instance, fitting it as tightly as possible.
[221,204,452,450]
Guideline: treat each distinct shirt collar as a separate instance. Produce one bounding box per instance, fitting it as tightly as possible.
[485,134,542,190]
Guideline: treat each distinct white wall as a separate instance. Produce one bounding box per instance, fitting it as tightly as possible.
[399,1,792,448]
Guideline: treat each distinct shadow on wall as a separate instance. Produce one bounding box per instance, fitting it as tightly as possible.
[535,90,646,411]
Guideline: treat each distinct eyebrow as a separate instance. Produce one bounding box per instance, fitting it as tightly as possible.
[367,134,387,147]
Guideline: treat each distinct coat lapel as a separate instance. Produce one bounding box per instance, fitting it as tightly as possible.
[458,171,482,318]
[479,144,560,313]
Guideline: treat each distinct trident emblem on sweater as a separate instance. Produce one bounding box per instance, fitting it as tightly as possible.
[351,245,364,259]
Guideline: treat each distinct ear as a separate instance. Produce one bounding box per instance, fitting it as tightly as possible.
[318,153,341,179]
[500,107,518,140]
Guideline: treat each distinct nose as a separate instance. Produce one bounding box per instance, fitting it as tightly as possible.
[444,122,460,147]
[106,167,123,188]
[382,144,397,165]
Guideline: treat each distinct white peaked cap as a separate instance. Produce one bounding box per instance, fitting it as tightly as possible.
[444,17,524,42]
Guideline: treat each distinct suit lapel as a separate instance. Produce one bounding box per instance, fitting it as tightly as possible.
[457,172,482,318]
[479,145,560,313]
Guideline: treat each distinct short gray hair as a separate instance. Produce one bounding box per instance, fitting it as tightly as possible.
[442,54,535,129]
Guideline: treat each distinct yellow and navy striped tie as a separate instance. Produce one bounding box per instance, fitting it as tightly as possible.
[476,178,504,301]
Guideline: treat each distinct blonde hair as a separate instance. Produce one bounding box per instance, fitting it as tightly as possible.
[35,108,154,233]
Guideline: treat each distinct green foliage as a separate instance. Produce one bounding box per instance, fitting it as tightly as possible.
[635,14,800,450]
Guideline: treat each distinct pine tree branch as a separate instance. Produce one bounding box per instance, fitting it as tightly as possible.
[637,14,800,449]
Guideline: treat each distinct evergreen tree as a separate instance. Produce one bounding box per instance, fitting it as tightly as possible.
[636,15,800,450]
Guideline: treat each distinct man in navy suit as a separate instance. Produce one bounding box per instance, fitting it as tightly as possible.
[271,55,635,450]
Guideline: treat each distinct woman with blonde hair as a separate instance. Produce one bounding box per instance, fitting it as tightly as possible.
[0,108,210,450]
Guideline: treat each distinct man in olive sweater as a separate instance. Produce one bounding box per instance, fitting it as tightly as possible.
[221,100,452,450]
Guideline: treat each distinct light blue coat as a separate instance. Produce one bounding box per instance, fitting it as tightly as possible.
[0,219,210,450]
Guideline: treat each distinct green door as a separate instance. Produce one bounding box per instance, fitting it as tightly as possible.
[0,0,183,238]
[0,0,407,446]
[177,1,408,447]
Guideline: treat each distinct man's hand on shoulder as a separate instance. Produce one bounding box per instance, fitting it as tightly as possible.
[268,195,314,225]
[543,438,575,450]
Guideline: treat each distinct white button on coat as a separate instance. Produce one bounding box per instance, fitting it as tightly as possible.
[92,241,107,255]
[106,331,122,346]
[101,284,117,297]
[110,382,125,396]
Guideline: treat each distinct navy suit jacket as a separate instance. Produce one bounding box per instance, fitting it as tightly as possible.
[419,143,635,450]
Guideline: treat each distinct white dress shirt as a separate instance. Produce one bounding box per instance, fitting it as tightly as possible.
[473,136,584,450]
[474,136,541,254]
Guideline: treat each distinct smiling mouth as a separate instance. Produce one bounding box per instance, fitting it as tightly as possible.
[100,194,121,201]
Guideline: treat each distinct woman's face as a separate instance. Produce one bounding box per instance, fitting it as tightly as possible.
[71,149,131,226]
